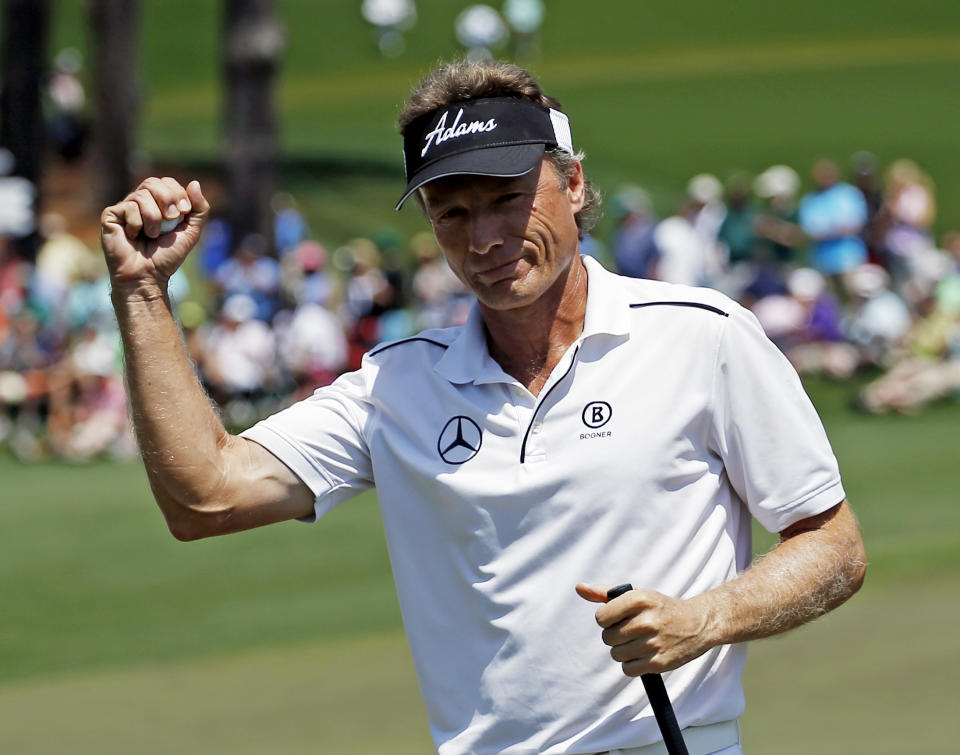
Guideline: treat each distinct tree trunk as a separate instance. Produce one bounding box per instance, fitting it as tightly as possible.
[222,0,282,252]
[1,0,49,255]
[88,0,140,209]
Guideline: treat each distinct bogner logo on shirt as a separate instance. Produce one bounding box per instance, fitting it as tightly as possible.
[421,108,498,158]
[580,401,612,440]
[437,416,483,464]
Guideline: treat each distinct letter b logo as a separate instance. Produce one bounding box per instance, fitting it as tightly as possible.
[582,401,612,429]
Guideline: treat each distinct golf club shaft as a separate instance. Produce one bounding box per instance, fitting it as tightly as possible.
[606,583,689,755]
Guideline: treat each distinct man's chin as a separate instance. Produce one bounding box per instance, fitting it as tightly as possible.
[474,281,540,312]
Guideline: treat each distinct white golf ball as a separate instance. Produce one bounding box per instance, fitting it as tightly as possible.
[160,215,182,234]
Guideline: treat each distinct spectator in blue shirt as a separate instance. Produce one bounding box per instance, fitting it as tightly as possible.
[799,159,868,293]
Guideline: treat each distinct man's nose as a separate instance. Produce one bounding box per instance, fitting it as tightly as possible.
[467,212,504,255]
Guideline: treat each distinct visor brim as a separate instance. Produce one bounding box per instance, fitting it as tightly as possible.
[395,143,545,210]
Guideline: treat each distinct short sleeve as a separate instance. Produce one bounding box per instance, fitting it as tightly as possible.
[709,304,845,533]
[240,367,375,522]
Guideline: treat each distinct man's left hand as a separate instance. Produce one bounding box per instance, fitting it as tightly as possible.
[576,583,714,676]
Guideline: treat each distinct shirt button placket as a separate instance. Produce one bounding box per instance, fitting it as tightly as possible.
[509,383,543,462]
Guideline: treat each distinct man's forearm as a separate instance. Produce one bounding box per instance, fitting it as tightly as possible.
[113,285,232,533]
[693,501,866,647]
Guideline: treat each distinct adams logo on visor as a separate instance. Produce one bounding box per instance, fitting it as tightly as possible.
[396,97,574,210]
[421,108,499,158]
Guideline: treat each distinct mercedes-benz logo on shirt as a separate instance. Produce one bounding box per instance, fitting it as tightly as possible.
[437,416,483,464]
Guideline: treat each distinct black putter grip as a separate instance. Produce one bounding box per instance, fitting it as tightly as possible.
[605,584,689,755]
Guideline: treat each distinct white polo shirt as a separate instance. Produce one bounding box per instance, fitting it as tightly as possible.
[241,255,845,755]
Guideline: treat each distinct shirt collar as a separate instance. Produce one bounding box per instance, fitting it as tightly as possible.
[580,255,632,340]
[434,303,508,385]
[434,255,631,385]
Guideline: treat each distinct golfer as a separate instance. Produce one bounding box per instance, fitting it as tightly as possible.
[100,60,866,755]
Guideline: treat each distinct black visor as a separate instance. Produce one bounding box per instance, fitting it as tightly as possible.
[396,97,574,210]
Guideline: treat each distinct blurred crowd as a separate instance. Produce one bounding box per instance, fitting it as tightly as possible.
[2,152,959,463]
[609,154,960,415]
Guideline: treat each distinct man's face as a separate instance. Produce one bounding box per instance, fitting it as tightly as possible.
[420,158,585,312]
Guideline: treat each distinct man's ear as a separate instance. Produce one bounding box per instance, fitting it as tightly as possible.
[566,161,586,213]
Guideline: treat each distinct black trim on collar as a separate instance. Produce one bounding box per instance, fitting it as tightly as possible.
[368,337,450,357]
[629,301,729,317]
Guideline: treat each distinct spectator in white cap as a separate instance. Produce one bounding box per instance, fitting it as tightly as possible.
[842,263,912,367]
[200,294,276,403]
[653,177,724,288]
[753,164,803,267]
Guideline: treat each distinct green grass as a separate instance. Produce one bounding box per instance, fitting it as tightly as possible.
[0,633,434,755]
[742,572,960,754]
[0,461,400,681]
